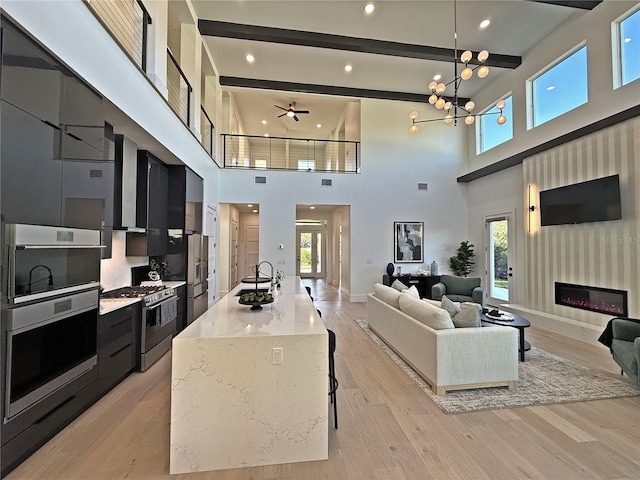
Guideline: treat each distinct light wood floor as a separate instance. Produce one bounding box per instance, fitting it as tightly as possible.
[6,280,640,480]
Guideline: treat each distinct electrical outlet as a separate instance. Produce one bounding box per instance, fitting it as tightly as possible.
[272,347,283,365]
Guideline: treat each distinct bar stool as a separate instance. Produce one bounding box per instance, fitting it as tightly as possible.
[327,329,338,429]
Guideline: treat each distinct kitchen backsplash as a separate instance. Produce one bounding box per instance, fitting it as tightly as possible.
[100,231,148,290]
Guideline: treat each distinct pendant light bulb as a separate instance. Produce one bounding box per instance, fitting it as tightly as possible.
[435,98,446,109]
[429,94,438,104]
[461,67,473,80]
[477,50,489,63]
[496,99,507,110]
[409,111,419,120]
[464,101,475,112]
[436,83,446,94]
[444,101,452,111]
[465,115,475,125]
[409,124,419,134]
[428,81,438,91]
[444,114,453,124]
[497,114,507,125]
[460,50,472,63]
[477,65,489,78]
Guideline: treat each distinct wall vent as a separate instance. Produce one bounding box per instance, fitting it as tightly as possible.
[89,169,103,178]
[254,176,267,184]
[418,183,428,191]
[321,178,333,187]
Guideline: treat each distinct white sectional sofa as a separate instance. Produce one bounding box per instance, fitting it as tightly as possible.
[367,283,518,395]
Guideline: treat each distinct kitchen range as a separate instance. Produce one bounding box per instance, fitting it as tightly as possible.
[101,284,178,371]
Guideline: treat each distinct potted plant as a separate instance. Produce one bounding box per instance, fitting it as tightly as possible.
[449,241,475,277]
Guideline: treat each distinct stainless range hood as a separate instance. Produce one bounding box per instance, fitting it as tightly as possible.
[114,134,145,232]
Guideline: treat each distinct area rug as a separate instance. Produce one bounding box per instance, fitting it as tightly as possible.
[355,318,639,414]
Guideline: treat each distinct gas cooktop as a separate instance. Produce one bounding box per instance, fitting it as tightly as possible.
[102,285,176,306]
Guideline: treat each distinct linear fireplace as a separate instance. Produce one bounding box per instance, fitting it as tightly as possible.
[555,282,628,316]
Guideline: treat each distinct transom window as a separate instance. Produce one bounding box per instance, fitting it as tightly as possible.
[615,7,640,87]
[530,46,588,128]
[477,95,513,154]
[298,160,315,171]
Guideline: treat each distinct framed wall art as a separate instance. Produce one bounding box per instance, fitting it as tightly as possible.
[394,222,423,263]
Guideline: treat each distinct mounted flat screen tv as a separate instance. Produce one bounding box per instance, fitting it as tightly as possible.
[539,174,621,226]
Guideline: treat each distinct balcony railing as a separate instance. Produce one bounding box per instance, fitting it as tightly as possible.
[86,0,151,71]
[167,48,192,127]
[200,106,215,158]
[222,134,360,173]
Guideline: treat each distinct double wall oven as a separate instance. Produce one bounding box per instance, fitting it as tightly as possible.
[2,224,102,422]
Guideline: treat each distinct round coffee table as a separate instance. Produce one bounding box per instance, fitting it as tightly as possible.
[481,311,531,362]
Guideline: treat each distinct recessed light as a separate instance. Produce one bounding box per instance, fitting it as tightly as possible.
[261,120,267,125]
[344,64,353,73]
[263,133,269,137]
[316,123,322,128]
[433,74,442,81]
[364,3,375,14]
[252,209,258,213]
[310,206,316,210]
[547,85,555,91]
[245,54,255,63]
[247,204,253,207]
[480,19,490,29]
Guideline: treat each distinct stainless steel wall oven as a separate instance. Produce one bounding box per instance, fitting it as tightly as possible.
[2,224,102,421]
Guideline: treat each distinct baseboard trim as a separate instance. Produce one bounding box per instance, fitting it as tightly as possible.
[499,304,606,346]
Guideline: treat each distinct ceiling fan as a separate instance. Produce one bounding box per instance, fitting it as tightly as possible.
[274,101,309,122]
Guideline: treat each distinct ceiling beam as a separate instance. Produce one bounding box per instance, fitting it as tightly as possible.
[199,20,521,69]
[524,0,603,10]
[219,76,471,105]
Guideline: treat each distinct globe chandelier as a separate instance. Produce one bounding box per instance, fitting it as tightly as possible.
[409,0,507,134]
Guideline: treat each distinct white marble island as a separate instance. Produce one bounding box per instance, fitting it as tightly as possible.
[170,277,328,474]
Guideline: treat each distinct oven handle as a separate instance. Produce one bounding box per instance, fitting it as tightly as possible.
[15,245,105,250]
[146,296,177,311]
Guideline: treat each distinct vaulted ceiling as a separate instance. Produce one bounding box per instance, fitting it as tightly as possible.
[191,1,602,138]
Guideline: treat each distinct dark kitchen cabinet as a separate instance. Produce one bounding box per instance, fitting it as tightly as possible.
[168,166,203,234]
[0,17,111,235]
[175,284,187,334]
[97,305,136,396]
[126,152,169,257]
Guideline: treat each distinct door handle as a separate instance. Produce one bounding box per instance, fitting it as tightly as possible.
[508,273,513,277]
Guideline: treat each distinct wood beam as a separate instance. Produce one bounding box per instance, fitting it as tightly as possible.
[524,1,603,10]
[199,20,521,69]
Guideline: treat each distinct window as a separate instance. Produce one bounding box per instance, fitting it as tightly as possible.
[615,7,640,87]
[531,46,588,127]
[478,95,512,153]
[254,159,267,169]
[298,160,315,171]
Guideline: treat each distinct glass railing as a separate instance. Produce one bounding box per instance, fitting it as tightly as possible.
[221,134,360,173]
[86,0,151,71]
[167,48,192,127]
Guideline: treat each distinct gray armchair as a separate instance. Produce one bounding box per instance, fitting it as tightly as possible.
[610,318,640,388]
[431,274,485,306]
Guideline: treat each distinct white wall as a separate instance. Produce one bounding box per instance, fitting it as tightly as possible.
[219,98,470,300]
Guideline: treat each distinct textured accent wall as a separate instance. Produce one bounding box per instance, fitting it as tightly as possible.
[524,116,639,326]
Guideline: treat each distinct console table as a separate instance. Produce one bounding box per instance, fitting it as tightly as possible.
[383,274,442,299]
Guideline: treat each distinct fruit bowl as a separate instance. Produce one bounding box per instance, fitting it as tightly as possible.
[238,291,274,310]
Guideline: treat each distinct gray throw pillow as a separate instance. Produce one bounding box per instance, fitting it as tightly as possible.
[452,305,481,328]
[440,295,461,318]
[391,279,408,292]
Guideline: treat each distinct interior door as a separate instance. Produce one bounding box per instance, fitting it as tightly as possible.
[485,213,515,306]
[205,204,217,305]
[229,219,238,289]
[296,227,325,278]
[244,225,259,277]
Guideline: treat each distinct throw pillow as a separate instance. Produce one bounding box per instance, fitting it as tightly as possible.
[398,293,455,330]
[452,305,481,328]
[461,302,482,311]
[373,283,401,309]
[391,279,408,292]
[404,285,420,299]
[422,298,441,307]
[440,295,461,318]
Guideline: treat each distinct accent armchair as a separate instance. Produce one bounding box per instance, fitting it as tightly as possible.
[431,274,485,306]
[610,318,640,388]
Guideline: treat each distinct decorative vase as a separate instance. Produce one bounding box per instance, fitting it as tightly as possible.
[430,260,439,276]
[386,262,395,277]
